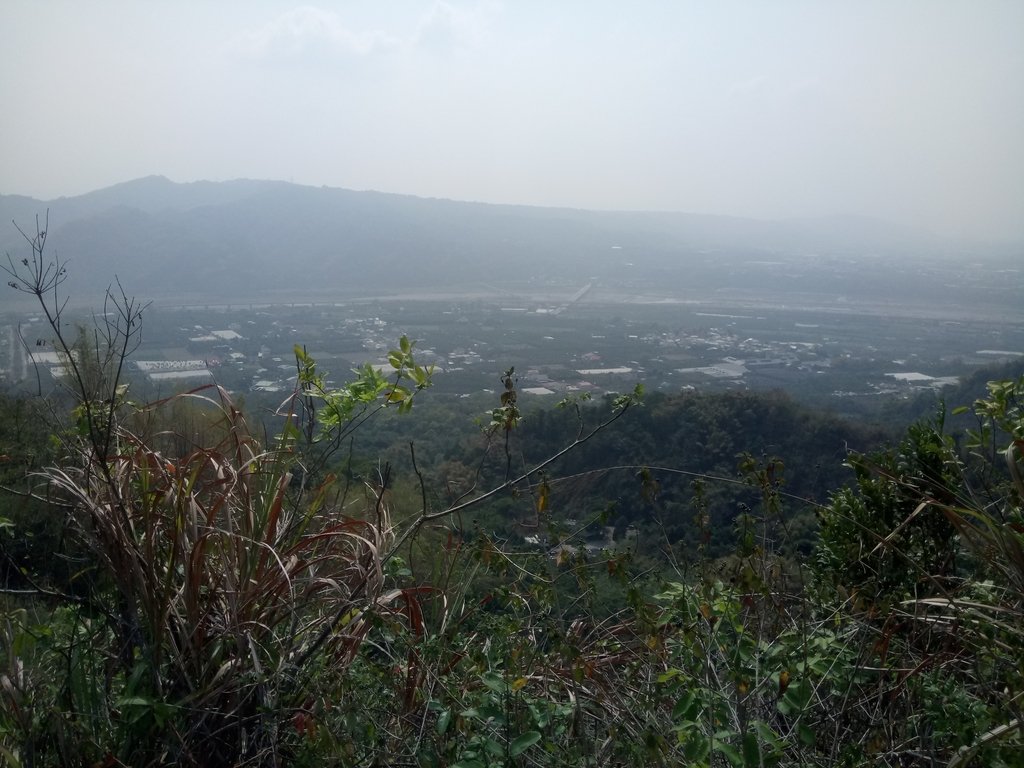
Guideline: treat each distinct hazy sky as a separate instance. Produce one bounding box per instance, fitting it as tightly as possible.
[2,1,1022,240]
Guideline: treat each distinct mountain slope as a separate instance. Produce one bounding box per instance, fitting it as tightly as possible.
[0,177,990,302]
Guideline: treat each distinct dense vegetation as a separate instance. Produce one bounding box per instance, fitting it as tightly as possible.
[2,227,1023,766]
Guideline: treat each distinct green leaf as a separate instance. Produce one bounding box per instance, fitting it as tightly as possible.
[0,744,23,768]
[753,720,782,751]
[116,695,152,707]
[742,732,761,767]
[681,734,710,761]
[477,703,504,723]
[778,680,812,716]
[657,668,681,684]
[797,723,816,746]
[672,690,699,721]
[436,709,452,737]
[714,741,744,767]
[481,671,506,693]
[386,385,411,403]
[509,731,541,758]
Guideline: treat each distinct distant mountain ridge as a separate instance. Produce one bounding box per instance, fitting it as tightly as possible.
[0,176,1006,303]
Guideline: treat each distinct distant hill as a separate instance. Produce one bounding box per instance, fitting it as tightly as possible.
[0,177,1015,306]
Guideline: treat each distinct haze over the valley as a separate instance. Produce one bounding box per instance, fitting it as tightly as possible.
[2,1,1022,243]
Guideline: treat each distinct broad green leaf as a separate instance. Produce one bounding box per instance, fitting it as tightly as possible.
[714,741,743,767]
[672,691,699,721]
[509,731,541,757]
[798,723,816,746]
[753,720,782,750]
[436,709,452,736]
[481,671,506,693]
[742,732,761,767]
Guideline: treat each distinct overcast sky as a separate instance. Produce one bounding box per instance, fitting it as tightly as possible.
[2,1,1022,240]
